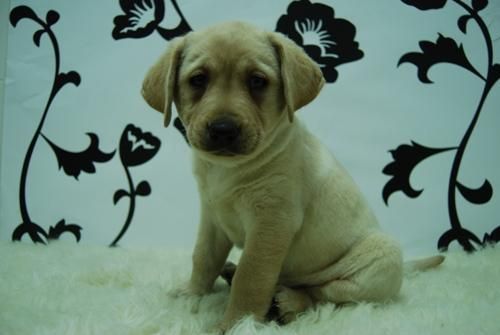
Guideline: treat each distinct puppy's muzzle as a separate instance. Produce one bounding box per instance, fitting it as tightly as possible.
[205,118,242,155]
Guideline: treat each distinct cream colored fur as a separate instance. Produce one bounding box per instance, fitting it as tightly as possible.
[141,22,444,332]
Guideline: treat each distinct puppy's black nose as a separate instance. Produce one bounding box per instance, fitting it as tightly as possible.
[207,119,241,148]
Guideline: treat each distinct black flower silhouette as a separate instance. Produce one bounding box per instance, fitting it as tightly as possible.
[112,0,191,41]
[276,0,364,83]
[112,0,164,39]
[111,124,161,247]
[119,124,160,167]
[401,0,447,10]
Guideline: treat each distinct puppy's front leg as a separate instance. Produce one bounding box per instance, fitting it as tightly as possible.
[219,219,296,330]
[187,204,233,296]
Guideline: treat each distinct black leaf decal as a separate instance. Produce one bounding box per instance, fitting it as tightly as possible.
[457,14,472,34]
[136,181,151,196]
[174,117,189,145]
[12,222,48,244]
[54,71,81,94]
[483,226,500,244]
[471,0,488,12]
[33,29,45,47]
[401,0,447,10]
[48,220,82,242]
[398,34,485,83]
[119,124,161,167]
[10,5,39,27]
[46,10,60,26]
[382,141,456,204]
[42,133,115,179]
[487,64,500,92]
[113,189,130,205]
[275,0,364,83]
[438,227,482,252]
[456,179,493,204]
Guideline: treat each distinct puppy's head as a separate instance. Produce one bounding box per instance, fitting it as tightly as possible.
[142,22,324,160]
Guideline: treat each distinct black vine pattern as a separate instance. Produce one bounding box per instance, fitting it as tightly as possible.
[10,6,161,245]
[112,0,191,40]
[110,124,161,247]
[275,0,364,83]
[383,0,500,252]
[9,6,86,244]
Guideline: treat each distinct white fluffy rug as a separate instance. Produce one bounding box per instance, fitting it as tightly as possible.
[1,241,499,335]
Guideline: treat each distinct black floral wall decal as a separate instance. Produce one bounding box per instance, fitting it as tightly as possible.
[10,6,162,246]
[383,142,457,204]
[9,6,89,244]
[383,0,500,252]
[112,0,191,40]
[42,133,115,180]
[113,1,363,141]
[398,34,485,83]
[112,0,192,144]
[110,124,161,247]
[173,118,189,145]
[46,220,82,242]
[275,0,364,83]
[401,0,448,10]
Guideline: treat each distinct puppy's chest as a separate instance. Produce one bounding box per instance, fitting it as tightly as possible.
[203,176,250,247]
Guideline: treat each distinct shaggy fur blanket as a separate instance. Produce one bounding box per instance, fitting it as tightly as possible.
[0,241,498,335]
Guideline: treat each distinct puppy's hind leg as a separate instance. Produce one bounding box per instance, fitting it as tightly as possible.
[307,279,365,304]
[220,261,237,286]
[307,233,404,304]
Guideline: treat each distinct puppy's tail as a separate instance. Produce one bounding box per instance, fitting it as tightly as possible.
[403,255,445,274]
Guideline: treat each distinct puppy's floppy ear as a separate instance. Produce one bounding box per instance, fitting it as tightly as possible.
[141,37,185,127]
[268,32,325,122]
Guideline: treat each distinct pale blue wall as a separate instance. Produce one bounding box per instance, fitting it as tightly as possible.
[1,0,499,256]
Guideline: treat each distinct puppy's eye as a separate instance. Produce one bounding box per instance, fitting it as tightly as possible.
[189,73,208,88]
[248,75,268,91]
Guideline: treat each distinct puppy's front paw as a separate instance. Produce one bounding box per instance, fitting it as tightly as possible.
[169,281,208,298]
[208,322,227,335]
[169,286,191,298]
[168,284,204,313]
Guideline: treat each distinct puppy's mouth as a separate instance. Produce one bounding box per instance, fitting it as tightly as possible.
[202,140,247,157]
[208,148,240,157]
[199,118,249,156]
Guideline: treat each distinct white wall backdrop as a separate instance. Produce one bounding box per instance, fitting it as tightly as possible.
[1,0,499,257]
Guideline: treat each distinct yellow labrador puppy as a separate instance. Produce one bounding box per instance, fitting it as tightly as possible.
[142,22,444,331]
